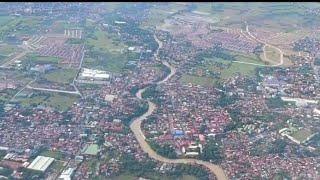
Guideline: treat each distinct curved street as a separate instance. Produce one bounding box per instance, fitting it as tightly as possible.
[129,34,228,180]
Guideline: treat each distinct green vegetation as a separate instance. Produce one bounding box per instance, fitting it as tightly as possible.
[20,168,44,180]
[141,84,163,105]
[180,47,260,87]
[200,139,223,164]
[39,150,64,160]
[266,96,287,109]
[16,91,79,112]
[44,68,77,84]
[180,74,215,87]
[119,154,208,180]
[268,139,288,154]
[140,3,187,29]
[149,140,177,159]
[0,45,20,56]
[315,57,320,66]
[215,92,239,108]
[66,38,85,44]
[291,128,314,143]
[49,160,65,173]
[121,102,149,125]
[0,166,13,177]
[86,29,127,53]
[274,170,292,180]
[24,53,62,64]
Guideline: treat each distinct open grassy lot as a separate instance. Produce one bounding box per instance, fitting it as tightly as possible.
[0,15,12,26]
[44,68,78,84]
[26,53,62,64]
[112,173,197,180]
[0,44,21,56]
[16,91,79,111]
[39,150,64,160]
[264,45,281,64]
[50,20,80,33]
[48,160,66,174]
[140,3,188,29]
[291,128,314,143]
[179,74,216,87]
[180,49,259,87]
[86,29,127,54]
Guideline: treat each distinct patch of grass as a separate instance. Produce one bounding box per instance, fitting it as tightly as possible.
[49,160,65,173]
[83,52,129,73]
[24,53,62,64]
[39,150,64,160]
[44,93,78,111]
[113,174,137,180]
[291,128,314,143]
[264,45,281,64]
[0,16,12,26]
[180,74,215,87]
[50,20,80,33]
[203,57,257,79]
[16,91,79,111]
[86,29,126,54]
[221,62,256,78]
[44,68,77,84]
[0,45,20,56]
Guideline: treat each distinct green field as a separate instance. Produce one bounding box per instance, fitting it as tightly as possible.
[180,74,216,87]
[0,45,20,56]
[112,173,197,180]
[0,16,12,26]
[264,46,281,64]
[291,128,314,143]
[24,53,62,64]
[39,150,64,160]
[86,29,127,54]
[50,20,80,33]
[48,160,65,174]
[16,91,79,111]
[44,68,77,84]
[140,3,187,29]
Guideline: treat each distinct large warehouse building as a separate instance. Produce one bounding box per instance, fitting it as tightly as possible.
[27,156,55,172]
[79,68,110,81]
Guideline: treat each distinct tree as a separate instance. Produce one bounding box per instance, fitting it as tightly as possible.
[200,139,223,164]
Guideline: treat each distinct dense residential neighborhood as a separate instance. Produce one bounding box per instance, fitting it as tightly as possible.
[0,2,320,180]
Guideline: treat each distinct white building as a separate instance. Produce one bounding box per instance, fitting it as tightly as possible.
[58,168,75,180]
[79,68,110,81]
[27,156,54,172]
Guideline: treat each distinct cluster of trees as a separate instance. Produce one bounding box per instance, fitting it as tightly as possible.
[200,139,223,164]
[0,166,13,177]
[66,38,84,44]
[224,108,243,132]
[314,57,320,66]
[268,139,288,154]
[141,85,163,105]
[266,96,287,109]
[149,140,177,159]
[120,153,209,180]
[170,164,209,180]
[119,153,156,177]
[215,92,239,108]
[122,102,149,126]
[18,168,44,180]
[0,100,5,117]
[197,45,236,62]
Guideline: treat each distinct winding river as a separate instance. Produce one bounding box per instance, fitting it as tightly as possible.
[129,35,228,180]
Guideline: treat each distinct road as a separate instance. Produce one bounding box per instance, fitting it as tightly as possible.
[26,85,81,96]
[129,35,228,180]
[233,23,284,67]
